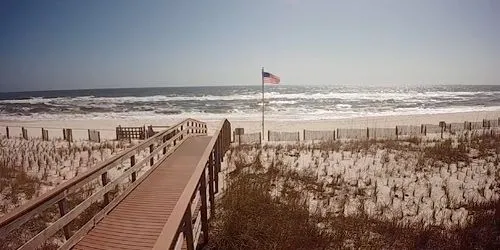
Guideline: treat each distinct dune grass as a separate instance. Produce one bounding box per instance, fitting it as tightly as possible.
[210,141,500,249]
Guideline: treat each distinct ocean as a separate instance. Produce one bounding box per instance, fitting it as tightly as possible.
[0,85,499,121]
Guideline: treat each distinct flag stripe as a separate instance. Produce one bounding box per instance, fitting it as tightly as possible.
[262,71,280,84]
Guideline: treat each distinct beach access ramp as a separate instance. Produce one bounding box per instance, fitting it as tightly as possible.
[0,118,232,250]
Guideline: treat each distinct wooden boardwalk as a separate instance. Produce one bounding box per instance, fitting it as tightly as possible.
[0,119,231,250]
[74,136,212,250]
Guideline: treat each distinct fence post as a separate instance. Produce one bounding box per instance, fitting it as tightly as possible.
[259,132,262,145]
[333,130,336,141]
[22,127,28,140]
[395,126,398,140]
[68,129,73,142]
[5,126,9,139]
[303,129,306,141]
[42,128,49,141]
[366,127,369,140]
[63,128,73,142]
[57,198,71,240]
[268,130,270,141]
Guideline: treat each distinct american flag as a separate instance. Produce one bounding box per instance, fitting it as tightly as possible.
[262,71,280,84]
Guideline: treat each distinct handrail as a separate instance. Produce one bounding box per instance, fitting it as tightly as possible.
[0,118,208,249]
[153,119,231,249]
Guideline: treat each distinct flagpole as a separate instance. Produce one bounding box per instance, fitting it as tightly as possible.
[261,67,265,141]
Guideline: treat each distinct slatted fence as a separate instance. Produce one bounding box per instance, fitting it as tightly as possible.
[234,132,261,145]
[303,130,335,141]
[88,129,101,143]
[268,131,300,141]
[336,128,367,140]
[368,128,396,139]
[396,125,421,136]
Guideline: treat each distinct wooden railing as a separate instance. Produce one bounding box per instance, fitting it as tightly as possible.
[153,119,231,250]
[0,118,208,250]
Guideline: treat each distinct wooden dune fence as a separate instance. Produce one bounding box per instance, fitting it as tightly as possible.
[88,129,101,143]
[303,130,335,141]
[368,128,396,139]
[336,128,367,140]
[234,132,261,145]
[268,131,300,141]
[396,125,421,136]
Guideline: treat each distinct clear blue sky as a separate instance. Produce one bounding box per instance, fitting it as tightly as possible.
[0,0,499,92]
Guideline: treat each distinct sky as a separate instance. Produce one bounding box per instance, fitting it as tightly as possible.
[0,0,499,92]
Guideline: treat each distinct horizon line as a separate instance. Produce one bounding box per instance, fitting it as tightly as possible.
[0,83,497,94]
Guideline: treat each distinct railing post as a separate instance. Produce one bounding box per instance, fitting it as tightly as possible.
[5,126,9,139]
[131,155,136,182]
[214,139,220,193]
[208,153,215,217]
[101,172,109,205]
[57,198,71,240]
[150,143,155,166]
[199,169,209,245]
[163,136,167,154]
[183,202,195,250]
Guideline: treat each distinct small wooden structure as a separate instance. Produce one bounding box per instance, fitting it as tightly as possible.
[116,126,146,140]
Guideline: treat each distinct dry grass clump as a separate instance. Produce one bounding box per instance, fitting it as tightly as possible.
[0,161,42,212]
[423,139,469,164]
[469,133,500,158]
[210,155,331,250]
